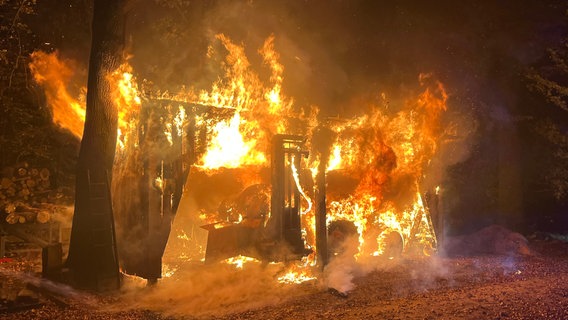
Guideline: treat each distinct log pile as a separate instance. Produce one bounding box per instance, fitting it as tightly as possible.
[0,163,70,224]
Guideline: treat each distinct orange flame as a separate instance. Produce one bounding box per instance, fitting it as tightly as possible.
[223,255,261,269]
[29,51,142,151]
[322,76,447,258]
[192,34,301,170]
[276,256,318,284]
[197,111,266,169]
[29,51,86,138]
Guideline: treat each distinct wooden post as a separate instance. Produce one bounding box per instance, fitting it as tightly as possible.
[315,158,328,267]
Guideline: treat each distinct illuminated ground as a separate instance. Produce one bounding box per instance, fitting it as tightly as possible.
[1,238,567,319]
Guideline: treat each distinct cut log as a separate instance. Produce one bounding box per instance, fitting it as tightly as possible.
[1,177,12,189]
[20,188,31,197]
[18,211,37,223]
[6,212,19,224]
[15,203,40,213]
[17,167,28,177]
[30,168,39,177]
[36,210,50,223]
[0,164,64,222]
[39,168,50,181]
[26,179,36,188]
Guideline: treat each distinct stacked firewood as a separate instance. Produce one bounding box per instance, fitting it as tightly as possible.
[0,163,67,224]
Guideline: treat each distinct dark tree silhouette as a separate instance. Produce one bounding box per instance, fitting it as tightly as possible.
[66,0,126,291]
[528,36,568,200]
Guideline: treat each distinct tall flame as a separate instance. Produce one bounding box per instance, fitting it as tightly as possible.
[29,51,85,138]
[29,51,143,151]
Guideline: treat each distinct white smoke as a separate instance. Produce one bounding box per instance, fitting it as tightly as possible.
[324,252,357,294]
[108,260,321,318]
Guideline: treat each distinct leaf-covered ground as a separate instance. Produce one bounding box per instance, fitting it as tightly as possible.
[1,239,567,320]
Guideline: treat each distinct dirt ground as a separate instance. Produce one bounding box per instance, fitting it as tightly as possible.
[1,238,567,320]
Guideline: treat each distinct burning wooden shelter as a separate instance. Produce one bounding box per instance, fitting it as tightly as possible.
[22,34,446,289]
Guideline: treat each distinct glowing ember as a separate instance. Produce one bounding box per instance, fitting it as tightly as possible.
[177,229,190,241]
[327,195,373,254]
[223,255,260,269]
[277,265,317,284]
[162,264,177,278]
[320,75,447,258]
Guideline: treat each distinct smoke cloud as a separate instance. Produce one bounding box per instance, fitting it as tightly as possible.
[111,261,321,318]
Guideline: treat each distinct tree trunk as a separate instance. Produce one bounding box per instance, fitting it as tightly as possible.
[66,0,126,291]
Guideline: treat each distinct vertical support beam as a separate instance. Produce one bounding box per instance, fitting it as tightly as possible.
[425,190,444,254]
[312,125,334,267]
[271,134,308,256]
[315,159,328,267]
[271,135,284,242]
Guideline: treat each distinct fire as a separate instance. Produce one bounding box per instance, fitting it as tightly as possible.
[277,262,317,284]
[197,111,266,169]
[223,255,260,269]
[106,62,142,151]
[277,269,317,284]
[31,34,447,286]
[260,35,289,117]
[29,51,142,151]
[29,51,86,138]
[372,193,436,256]
[322,76,447,258]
